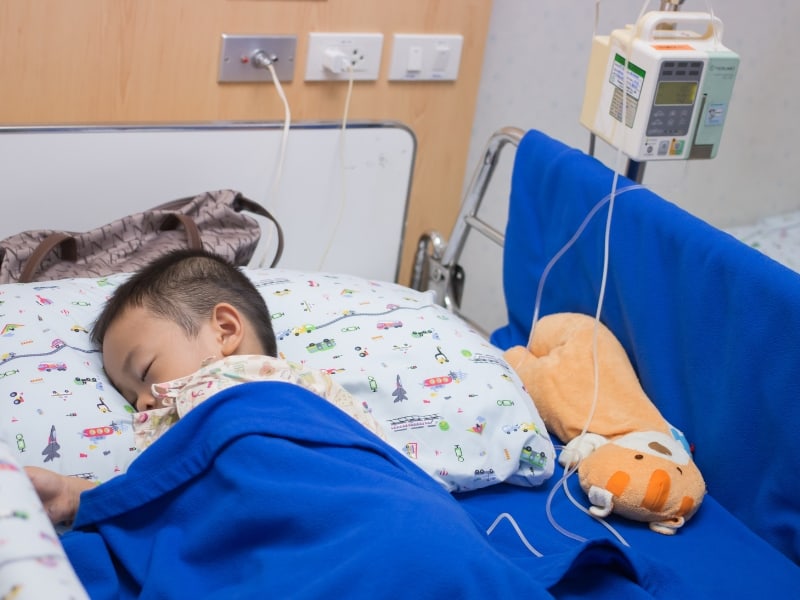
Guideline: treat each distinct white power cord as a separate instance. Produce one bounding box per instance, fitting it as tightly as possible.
[249,51,292,268]
[317,51,355,270]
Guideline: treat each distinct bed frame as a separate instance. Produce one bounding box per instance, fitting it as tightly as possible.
[415,127,800,595]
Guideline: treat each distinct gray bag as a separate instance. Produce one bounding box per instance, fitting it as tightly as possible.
[0,190,284,284]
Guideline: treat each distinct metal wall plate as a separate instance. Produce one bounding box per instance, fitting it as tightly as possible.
[218,34,297,83]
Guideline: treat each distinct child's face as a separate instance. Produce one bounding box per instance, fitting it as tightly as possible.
[102,305,223,411]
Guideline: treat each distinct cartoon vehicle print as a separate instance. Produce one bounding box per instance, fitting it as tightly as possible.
[42,425,60,463]
[518,422,541,434]
[520,446,548,469]
[292,324,316,336]
[368,376,378,392]
[0,324,23,336]
[82,425,117,439]
[273,288,291,296]
[0,369,19,379]
[0,352,16,363]
[503,423,539,434]
[411,329,433,338]
[38,362,67,372]
[306,338,336,353]
[376,321,403,330]
[496,399,515,407]
[74,376,98,386]
[341,325,360,333]
[392,374,408,403]
[70,324,89,333]
[51,389,72,399]
[275,328,292,341]
[50,338,66,349]
[454,445,465,462]
[10,392,23,405]
[15,433,26,452]
[467,417,486,434]
[354,346,368,357]
[473,468,497,483]
[423,375,453,389]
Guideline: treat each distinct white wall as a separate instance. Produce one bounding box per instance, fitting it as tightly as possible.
[455,0,799,333]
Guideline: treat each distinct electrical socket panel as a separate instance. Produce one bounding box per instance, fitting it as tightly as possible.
[218,34,297,82]
[304,33,384,81]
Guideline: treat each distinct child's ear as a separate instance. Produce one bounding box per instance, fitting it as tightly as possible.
[211,303,245,356]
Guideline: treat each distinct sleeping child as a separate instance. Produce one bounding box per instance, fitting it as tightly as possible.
[25,248,384,525]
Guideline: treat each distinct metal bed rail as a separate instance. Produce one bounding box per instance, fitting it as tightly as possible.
[411,126,524,315]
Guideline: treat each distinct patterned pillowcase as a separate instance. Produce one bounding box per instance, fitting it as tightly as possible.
[259,268,555,492]
[0,276,137,484]
[0,269,555,493]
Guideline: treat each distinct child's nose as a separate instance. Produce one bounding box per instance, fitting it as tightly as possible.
[135,392,157,412]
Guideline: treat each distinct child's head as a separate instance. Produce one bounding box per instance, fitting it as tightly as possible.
[91,249,277,410]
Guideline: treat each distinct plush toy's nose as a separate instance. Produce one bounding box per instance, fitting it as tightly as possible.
[641,469,670,512]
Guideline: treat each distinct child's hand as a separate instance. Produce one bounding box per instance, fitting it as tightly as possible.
[24,466,95,525]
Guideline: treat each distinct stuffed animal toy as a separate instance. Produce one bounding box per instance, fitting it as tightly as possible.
[504,312,705,535]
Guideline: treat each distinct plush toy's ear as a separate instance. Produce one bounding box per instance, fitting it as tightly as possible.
[576,432,706,534]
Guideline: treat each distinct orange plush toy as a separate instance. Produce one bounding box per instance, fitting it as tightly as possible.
[504,312,705,535]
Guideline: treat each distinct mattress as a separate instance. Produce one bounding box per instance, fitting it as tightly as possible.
[725,209,800,273]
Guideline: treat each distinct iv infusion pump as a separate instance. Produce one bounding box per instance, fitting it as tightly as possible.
[580,11,739,161]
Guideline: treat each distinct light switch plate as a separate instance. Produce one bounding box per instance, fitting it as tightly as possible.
[388,34,463,81]
[218,34,297,82]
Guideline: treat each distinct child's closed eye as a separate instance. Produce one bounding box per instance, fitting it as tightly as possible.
[141,360,153,383]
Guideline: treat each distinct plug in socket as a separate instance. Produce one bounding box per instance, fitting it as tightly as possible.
[218,34,297,83]
[305,33,383,81]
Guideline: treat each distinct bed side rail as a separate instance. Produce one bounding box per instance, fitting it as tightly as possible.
[411,126,524,312]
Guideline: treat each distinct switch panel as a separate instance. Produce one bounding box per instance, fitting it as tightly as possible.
[388,34,463,81]
[218,34,297,83]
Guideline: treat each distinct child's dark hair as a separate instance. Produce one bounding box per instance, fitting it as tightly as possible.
[91,249,277,357]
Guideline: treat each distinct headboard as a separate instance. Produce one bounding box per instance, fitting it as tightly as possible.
[0,121,415,281]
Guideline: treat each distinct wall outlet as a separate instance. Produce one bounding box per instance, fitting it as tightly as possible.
[304,33,383,81]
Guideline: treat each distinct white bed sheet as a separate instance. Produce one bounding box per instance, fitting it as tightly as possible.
[725,209,800,273]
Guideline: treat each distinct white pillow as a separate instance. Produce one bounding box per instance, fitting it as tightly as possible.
[260,268,555,492]
[0,269,555,493]
[0,276,137,483]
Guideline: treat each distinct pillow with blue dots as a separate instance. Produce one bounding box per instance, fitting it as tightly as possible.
[0,268,555,493]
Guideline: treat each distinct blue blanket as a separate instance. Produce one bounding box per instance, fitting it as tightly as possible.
[491,130,800,564]
[62,381,662,599]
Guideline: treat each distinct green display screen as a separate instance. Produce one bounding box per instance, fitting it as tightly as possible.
[655,81,698,105]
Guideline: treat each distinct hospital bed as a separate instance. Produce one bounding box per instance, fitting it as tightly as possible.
[1,127,799,598]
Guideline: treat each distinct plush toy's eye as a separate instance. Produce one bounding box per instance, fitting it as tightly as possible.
[635,454,644,460]
[676,466,683,475]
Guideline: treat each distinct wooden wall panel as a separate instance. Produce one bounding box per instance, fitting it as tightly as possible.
[0,0,493,284]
